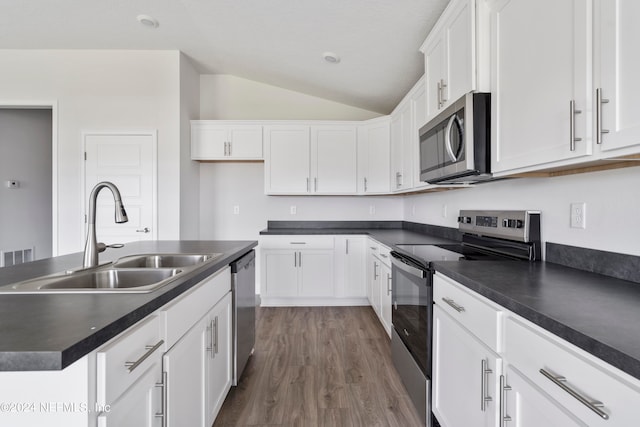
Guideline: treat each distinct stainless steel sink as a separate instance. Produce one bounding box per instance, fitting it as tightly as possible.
[5,268,182,294]
[112,253,221,268]
[0,252,222,294]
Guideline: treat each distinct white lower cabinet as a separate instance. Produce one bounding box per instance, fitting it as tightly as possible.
[97,363,163,427]
[164,292,232,427]
[501,365,586,427]
[260,235,372,306]
[433,305,500,427]
[366,239,392,337]
[434,272,640,427]
[96,314,164,427]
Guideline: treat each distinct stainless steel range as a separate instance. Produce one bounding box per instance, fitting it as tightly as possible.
[390,210,541,427]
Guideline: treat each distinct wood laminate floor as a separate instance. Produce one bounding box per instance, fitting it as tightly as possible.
[213,306,424,427]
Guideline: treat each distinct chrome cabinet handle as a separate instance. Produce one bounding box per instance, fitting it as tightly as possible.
[481,359,493,411]
[373,261,379,280]
[539,368,609,420]
[314,177,318,192]
[437,81,442,109]
[440,79,448,106]
[346,239,349,255]
[155,371,167,425]
[500,375,512,426]
[206,320,215,358]
[125,340,164,372]
[227,141,232,156]
[290,242,307,244]
[569,100,582,151]
[364,177,368,192]
[213,316,219,355]
[395,172,402,188]
[386,273,392,295]
[596,88,610,145]
[380,253,388,258]
[442,297,465,313]
[136,227,150,233]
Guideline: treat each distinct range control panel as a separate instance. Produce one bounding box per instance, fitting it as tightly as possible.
[457,210,541,242]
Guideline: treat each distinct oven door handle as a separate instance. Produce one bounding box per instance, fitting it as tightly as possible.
[391,254,426,279]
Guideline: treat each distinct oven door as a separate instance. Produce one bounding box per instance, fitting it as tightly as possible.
[390,253,433,377]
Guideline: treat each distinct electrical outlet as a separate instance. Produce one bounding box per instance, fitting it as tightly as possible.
[442,204,447,218]
[412,204,416,216]
[290,206,297,215]
[369,205,376,215]
[570,202,586,229]
[233,205,240,215]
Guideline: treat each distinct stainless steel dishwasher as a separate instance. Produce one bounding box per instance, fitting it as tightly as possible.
[230,250,256,386]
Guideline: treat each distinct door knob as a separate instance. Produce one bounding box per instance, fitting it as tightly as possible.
[136,227,150,233]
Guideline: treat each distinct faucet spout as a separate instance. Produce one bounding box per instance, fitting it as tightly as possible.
[83,182,129,268]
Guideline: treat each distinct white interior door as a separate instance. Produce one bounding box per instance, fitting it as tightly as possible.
[84,131,157,246]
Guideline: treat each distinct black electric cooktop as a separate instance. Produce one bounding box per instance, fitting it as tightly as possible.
[393,243,513,269]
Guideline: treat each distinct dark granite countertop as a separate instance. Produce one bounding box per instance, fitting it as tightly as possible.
[0,240,257,371]
[432,260,640,381]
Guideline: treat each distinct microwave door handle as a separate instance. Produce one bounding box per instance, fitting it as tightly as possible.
[444,115,460,162]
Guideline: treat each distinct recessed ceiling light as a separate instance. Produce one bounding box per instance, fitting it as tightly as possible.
[137,15,159,28]
[323,52,341,64]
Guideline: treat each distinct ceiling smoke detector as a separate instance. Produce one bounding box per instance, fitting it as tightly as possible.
[322,52,341,64]
[137,15,159,28]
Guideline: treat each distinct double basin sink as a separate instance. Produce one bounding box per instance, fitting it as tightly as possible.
[2,253,222,294]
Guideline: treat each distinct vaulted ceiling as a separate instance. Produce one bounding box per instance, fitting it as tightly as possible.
[0,0,450,113]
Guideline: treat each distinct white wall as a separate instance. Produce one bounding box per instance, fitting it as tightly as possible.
[200,75,382,121]
[403,167,640,257]
[198,75,399,240]
[179,54,201,239]
[0,109,52,260]
[199,162,401,240]
[0,50,182,255]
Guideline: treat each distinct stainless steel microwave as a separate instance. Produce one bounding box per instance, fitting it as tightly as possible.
[419,92,491,184]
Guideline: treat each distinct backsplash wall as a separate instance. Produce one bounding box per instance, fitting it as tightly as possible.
[403,167,640,257]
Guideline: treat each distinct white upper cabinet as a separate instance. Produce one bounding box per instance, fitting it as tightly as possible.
[421,0,485,123]
[311,125,358,194]
[490,0,592,174]
[595,0,640,156]
[191,121,263,160]
[391,99,414,191]
[264,125,311,194]
[264,123,358,195]
[357,118,391,194]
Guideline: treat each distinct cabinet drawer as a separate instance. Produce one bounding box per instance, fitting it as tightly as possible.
[376,243,391,267]
[433,273,502,352]
[260,236,334,250]
[161,266,231,348]
[505,316,640,426]
[96,314,162,405]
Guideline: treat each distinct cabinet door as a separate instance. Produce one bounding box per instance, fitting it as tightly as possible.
[191,125,227,160]
[424,35,447,120]
[596,0,640,154]
[358,120,391,193]
[371,258,382,315]
[446,0,475,105]
[262,250,299,297]
[299,250,334,297]
[335,237,367,298]
[228,126,263,159]
[311,126,358,194]
[501,366,586,427]
[164,316,208,427]
[379,263,393,337]
[490,0,591,173]
[205,293,232,427]
[433,306,500,427]
[264,126,310,194]
[97,361,163,427]
[391,102,413,191]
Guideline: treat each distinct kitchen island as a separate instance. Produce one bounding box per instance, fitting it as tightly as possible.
[0,240,256,427]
